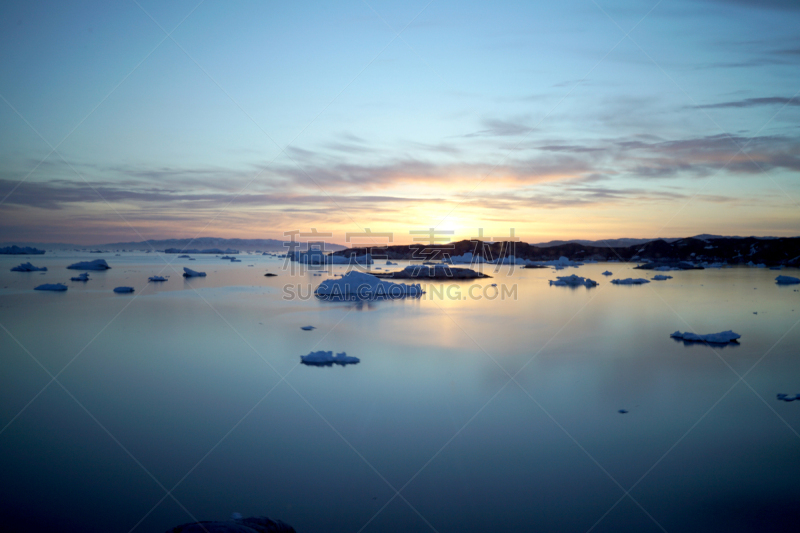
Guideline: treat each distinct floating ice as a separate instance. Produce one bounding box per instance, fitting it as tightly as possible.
[602,271,613,276]
[300,326,316,331]
[0,245,44,255]
[148,276,167,282]
[611,278,650,285]
[35,283,67,291]
[177,254,191,258]
[775,275,800,285]
[549,274,597,288]
[67,259,110,271]
[652,275,673,281]
[386,260,397,265]
[113,287,134,293]
[11,262,47,272]
[182,267,206,277]
[776,393,800,402]
[220,255,236,260]
[618,409,628,414]
[315,271,423,298]
[670,330,741,344]
[71,273,90,281]
[300,350,360,366]
[446,252,487,265]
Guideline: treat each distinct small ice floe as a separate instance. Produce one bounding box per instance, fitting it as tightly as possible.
[602,271,612,276]
[775,275,800,285]
[301,350,359,366]
[220,255,235,260]
[776,393,800,402]
[549,274,597,288]
[611,278,650,285]
[652,275,673,281]
[67,259,110,270]
[113,286,134,293]
[71,272,90,282]
[386,260,397,265]
[178,254,191,258]
[315,271,423,298]
[491,283,497,287]
[11,262,47,272]
[670,330,741,344]
[300,326,316,331]
[183,267,206,277]
[35,283,67,291]
[618,409,628,414]
[148,276,167,282]
[231,259,241,262]
[264,272,277,277]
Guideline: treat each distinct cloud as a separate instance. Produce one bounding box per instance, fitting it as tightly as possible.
[693,96,800,109]
[462,118,535,138]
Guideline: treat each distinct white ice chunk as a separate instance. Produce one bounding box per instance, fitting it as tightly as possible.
[300,326,316,331]
[300,350,360,366]
[670,330,741,344]
[652,275,673,280]
[602,271,612,276]
[149,276,167,282]
[71,272,90,281]
[67,259,110,270]
[775,275,800,285]
[182,267,206,277]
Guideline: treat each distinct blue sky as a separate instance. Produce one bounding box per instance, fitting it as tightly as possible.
[1,0,798,244]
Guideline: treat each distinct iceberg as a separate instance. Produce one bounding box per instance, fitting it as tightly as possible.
[165,248,239,254]
[375,265,489,280]
[300,350,360,366]
[11,262,47,272]
[182,267,206,277]
[35,283,67,291]
[0,245,45,255]
[177,254,191,258]
[113,287,134,293]
[775,275,800,285]
[549,274,597,288]
[777,393,800,402]
[71,273,90,282]
[290,250,373,265]
[611,278,650,285]
[300,326,316,331]
[670,330,741,344]
[220,255,236,260]
[652,275,673,280]
[602,271,613,276]
[148,276,167,282]
[445,252,488,265]
[386,260,397,265]
[315,271,423,298]
[67,259,110,271]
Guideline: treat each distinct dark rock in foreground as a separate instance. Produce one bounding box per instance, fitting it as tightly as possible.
[373,265,491,279]
[166,516,296,533]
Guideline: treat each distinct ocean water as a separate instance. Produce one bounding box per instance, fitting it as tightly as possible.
[1,253,799,533]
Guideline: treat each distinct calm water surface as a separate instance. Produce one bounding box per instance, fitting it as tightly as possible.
[1,253,799,532]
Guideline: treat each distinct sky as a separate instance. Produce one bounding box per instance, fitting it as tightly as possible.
[0,0,798,246]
